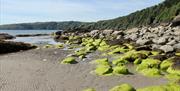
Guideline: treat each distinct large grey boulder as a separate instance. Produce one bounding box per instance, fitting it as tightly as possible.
[153,37,168,45]
[125,28,139,34]
[112,31,123,36]
[136,38,151,45]
[102,29,114,36]
[160,45,174,53]
[173,43,180,49]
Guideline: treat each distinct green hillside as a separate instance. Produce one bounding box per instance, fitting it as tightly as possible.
[0,0,179,31]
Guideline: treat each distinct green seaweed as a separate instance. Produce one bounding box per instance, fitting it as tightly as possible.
[91,58,109,65]
[94,65,113,76]
[113,66,130,75]
[109,84,136,91]
[137,83,180,91]
[167,67,180,75]
[61,57,77,64]
[160,59,173,70]
[139,68,162,77]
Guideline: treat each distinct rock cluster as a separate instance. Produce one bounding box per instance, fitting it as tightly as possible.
[0,40,36,54]
[84,25,180,53]
[0,33,15,40]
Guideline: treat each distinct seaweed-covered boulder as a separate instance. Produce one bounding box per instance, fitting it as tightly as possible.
[112,66,130,75]
[61,57,77,64]
[139,68,161,77]
[0,40,36,54]
[91,58,109,65]
[94,65,112,76]
[137,83,180,91]
[109,84,136,91]
[83,88,96,91]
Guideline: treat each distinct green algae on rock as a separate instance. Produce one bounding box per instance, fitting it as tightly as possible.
[83,88,96,91]
[139,68,162,77]
[137,83,180,91]
[112,66,130,75]
[109,84,136,91]
[160,59,173,70]
[61,57,77,64]
[94,65,113,76]
[91,58,109,65]
[43,44,53,48]
[167,67,180,75]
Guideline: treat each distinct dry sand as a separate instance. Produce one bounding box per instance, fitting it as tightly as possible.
[0,48,168,91]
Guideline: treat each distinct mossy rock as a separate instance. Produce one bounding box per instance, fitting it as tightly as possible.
[140,58,161,68]
[137,83,180,91]
[176,52,180,56]
[100,40,108,46]
[139,68,161,77]
[123,43,134,50]
[83,88,96,91]
[151,51,160,56]
[167,67,180,75]
[55,44,64,48]
[61,57,77,64]
[109,84,136,91]
[134,58,142,65]
[93,39,102,46]
[94,65,112,76]
[108,47,129,54]
[91,58,109,65]
[98,45,110,51]
[165,74,180,83]
[112,58,129,66]
[113,66,130,75]
[160,60,173,70]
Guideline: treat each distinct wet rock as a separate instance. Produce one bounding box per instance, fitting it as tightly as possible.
[0,40,36,54]
[135,45,152,51]
[150,55,167,61]
[160,45,174,53]
[0,33,15,40]
[16,34,49,37]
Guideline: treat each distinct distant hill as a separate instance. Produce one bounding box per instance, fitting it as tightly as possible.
[0,0,179,31]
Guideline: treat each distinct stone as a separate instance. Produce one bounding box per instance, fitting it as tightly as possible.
[125,28,139,34]
[0,33,15,40]
[173,43,180,49]
[89,30,100,36]
[136,38,151,45]
[167,40,176,45]
[172,15,180,27]
[151,44,161,50]
[112,31,123,36]
[160,45,174,53]
[153,37,167,45]
[102,29,114,36]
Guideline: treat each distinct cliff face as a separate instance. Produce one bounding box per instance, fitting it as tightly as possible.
[0,0,179,31]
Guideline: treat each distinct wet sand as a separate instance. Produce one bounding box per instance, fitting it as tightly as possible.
[0,48,168,91]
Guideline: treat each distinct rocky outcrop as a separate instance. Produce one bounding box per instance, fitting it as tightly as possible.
[0,33,15,40]
[0,40,36,54]
[172,15,180,27]
[16,34,49,37]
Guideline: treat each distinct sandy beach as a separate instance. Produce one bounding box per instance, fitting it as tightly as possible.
[0,48,168,91]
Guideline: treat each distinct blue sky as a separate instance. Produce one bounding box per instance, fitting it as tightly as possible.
[0,0,164,24]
